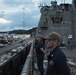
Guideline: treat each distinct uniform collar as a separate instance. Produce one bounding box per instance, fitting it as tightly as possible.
[50,45,59,54]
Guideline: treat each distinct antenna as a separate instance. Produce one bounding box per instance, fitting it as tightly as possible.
[64,0,65,4]
[38,3,43,8]
[22,7,25,35]
[43,2,48,6]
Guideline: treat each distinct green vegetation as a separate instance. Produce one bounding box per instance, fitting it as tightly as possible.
[0,27,37,34]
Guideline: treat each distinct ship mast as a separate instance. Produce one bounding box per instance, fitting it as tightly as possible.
[22,7,25,40]
[64,0,65,4]
[22,7,25,35]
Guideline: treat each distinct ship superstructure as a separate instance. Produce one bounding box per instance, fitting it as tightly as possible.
[36,0,76,46]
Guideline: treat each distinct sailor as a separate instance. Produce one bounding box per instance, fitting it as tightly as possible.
[45,32,71,75]
[35,35,45,75]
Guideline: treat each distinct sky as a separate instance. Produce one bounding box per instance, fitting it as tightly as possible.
[0,0,72,32]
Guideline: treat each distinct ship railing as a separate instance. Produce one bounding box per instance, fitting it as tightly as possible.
[0,41,32,75]
[20,39,35,75]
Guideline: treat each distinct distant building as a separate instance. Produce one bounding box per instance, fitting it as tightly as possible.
[0,32,8,36]
[12,34,31,39]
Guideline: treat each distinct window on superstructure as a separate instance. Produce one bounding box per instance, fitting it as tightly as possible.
[64,4,69,11]
[51,16,62,24]
[43,18,49,25]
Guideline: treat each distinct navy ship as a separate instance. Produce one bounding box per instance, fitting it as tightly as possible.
[0,0,76,75]
[36,0,76,47]
[21,0,76,75]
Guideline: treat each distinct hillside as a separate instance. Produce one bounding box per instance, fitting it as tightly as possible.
[0,27,37,35]
[9,27,37,34]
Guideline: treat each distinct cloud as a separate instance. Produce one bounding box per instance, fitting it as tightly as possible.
[0,18,11,24]
[0,0,72,32]
[3,0,33,7]
[1,9,40,30]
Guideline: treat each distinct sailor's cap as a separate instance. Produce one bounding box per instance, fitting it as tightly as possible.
[36,34,44,39]
[45,32,61,42]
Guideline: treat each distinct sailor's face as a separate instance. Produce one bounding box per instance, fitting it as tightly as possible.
[46,39,54,48]
[36,37,41,41]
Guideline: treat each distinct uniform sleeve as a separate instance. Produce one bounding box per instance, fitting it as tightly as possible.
[39,41,44,49]
[54,54,71,75]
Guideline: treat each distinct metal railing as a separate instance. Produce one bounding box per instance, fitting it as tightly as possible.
[20,39,35,75]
